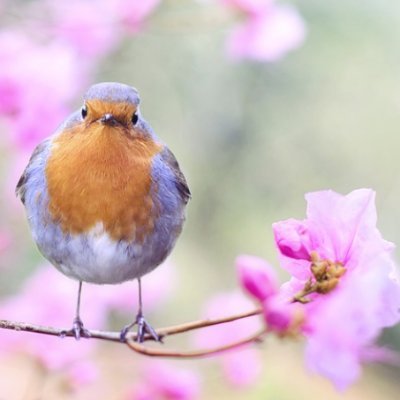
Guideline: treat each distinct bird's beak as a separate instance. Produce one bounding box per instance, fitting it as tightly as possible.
[100,113,118,126]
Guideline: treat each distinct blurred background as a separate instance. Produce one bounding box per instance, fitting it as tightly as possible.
[1,0,400,398]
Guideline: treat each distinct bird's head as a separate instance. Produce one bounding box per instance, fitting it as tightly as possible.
[80,82,144,135]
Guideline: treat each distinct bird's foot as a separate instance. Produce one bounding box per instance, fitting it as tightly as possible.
[120,312,161,343]
[72,317,91,340]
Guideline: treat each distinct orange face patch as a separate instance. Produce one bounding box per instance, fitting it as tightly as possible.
[85,100,137,127]
[45,121,162,242]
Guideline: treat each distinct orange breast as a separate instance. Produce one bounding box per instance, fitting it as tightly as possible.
[45,123,162,242]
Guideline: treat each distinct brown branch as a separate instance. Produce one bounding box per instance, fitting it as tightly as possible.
[0,308,263,344]
[157,308,262,338]
[126,328,268,358]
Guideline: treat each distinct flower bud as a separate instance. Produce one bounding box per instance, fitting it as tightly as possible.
[236,255,278,301]
[273,219,311,260]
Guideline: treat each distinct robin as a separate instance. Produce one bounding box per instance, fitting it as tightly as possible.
[16,82,190,342]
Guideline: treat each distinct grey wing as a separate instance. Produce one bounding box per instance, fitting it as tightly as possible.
[161,147,191,204]
[16,139,50,204]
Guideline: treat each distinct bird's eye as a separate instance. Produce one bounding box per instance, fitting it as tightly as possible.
[81,105,88,119]
[131,112,138,125]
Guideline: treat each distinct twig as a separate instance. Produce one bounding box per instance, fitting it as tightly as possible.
[0,308,262,343]
[0,320,125,342]
[157,308,262,338]
[126,328,267,358]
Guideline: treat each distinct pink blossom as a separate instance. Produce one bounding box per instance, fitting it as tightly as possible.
[47,0,161,52]
[274,189,395,280]
[226,3,306,62]
[193,291,262,387]
[274,189,400,389]
[301,263,400,390]
[46,0,122,57]
[128,361,200,400]
[0,31,84,151]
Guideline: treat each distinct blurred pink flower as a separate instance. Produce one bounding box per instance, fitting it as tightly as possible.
[47,0,122,57]
[66,360,99,391]
[0,230,11,254]
[128,360,200,400]
[221,0,272,14]
[0,31,84,151]
[46,0,160,56]
[193,291,262,387]
[274,189,400,390]
[226,2,306,62]
[11,102,70,151]
[115,0,161,32]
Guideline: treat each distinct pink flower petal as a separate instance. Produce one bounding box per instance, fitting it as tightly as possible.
[304,189,379,264]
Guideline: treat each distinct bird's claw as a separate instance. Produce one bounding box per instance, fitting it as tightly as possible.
[120,313,161,343]
[72,317,91,340]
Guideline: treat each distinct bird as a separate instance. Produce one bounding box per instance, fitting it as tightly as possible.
[16,82,190,342]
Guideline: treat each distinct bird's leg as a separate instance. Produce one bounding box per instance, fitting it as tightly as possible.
[120,278,161,343]
[72,281,91,340]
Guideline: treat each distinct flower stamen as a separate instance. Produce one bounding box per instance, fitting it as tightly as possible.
[292,251,346,303]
